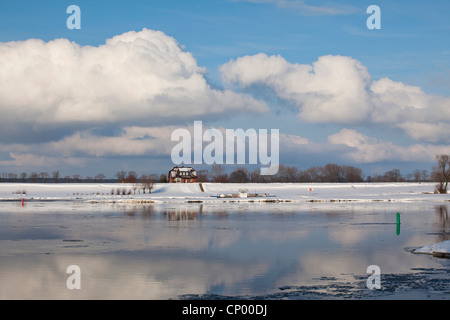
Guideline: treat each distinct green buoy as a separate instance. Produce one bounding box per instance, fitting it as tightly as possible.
[396,212,401,236]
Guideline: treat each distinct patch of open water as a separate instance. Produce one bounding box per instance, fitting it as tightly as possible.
[0,201,448,299]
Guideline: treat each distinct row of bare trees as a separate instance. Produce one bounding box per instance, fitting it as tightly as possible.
[115,171,162,194]
[0,171,111,183]
[368,169,429,183]
[0,166,429,184]
[200,164,365,183]
[196,164,433,184]
[115,171,167,183]
[1,155,448,193]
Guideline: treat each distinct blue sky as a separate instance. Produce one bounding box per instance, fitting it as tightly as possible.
[2,1,448,88]
[0,0,449,178]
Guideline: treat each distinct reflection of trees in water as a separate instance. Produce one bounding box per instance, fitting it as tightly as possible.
[162,205,203,221]
[210,209,230,219]
[160,205,232,221]
[120,205,155,218]
[436,205,449,228]
[118,204,234,221]
[434,205,449,242]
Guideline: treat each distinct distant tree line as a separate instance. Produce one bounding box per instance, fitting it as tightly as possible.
[0,169,165,184]
[198,164,430,184]
[0,165,430,184]
[367,169,429,183]
[4,156,449,191]
[115,170,168,184]
[0,171,115,183]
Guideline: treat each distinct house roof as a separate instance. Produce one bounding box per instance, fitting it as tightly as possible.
[170,166,196,171]
[169,166,197,178]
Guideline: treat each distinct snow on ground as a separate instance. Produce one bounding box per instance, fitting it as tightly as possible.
[413,240,450,256]
[0,182,448,203]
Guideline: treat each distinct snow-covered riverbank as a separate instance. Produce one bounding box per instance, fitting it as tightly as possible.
[0,182,448,203]
[413,240,450,257]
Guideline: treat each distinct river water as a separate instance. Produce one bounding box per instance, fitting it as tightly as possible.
[0,201,448,299]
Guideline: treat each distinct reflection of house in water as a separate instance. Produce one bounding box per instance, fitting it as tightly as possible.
[163,205,203,221]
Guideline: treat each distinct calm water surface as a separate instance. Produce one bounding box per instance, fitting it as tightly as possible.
[0,201,448,299]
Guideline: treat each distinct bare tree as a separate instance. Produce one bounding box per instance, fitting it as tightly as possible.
[431,154,450,194]
[7,173,18,182]
[321,163,343,182]
[284,165,299,182]
[342,166,363,182]
[140,174,154,194]
[116,170,127,183]
[412,169,428,182]
[274,164,298,182]
[196,169,209,182]
[383,169,403,182]
[211,164,224,180]
[299,166,322,182]
[250,169,261,183]
[159,173,168,183]
[211,164,228,183]
[125,171,138,183]
[94,173,106,182]
[52,170,60,183]
[39,172,50,183]
[229,168,250,183]
[29,172,38,183]
[20,172,27,182]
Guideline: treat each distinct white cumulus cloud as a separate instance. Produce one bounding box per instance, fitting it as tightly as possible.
[220,53,450,143]
[328,128,450,163]
[0,29,269,130]
[221,53,373,124]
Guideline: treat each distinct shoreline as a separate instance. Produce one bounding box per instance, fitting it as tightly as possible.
[1,197,450,204]
[0,182,448,204]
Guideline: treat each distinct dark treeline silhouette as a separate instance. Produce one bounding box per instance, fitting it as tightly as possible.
[0,164,432,184]
[197,164,430,183]
[115,171,168,184]
[0,171,116,183]
[0,170,165,184]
